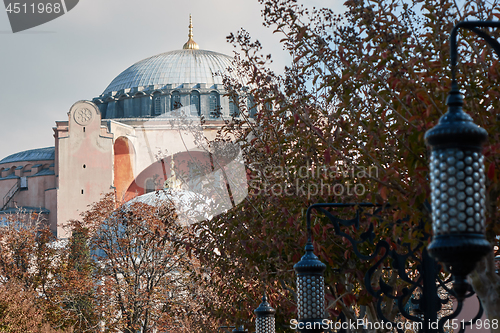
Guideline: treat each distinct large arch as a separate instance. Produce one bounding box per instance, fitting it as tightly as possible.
[114,136,135,202]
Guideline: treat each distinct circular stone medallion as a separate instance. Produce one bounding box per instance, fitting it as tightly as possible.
[74,108,93,125]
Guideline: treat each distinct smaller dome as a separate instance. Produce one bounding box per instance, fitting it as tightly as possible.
[128,189,214,225]
[0,147,55,164]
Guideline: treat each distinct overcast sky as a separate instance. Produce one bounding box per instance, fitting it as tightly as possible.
[0,0,345,159]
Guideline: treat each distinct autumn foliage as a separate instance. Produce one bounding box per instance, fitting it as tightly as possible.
[186,0,500,330]
[0,195,218,332]
[2,0,500,331]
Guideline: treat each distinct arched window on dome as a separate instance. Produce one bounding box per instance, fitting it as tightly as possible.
[190,91,200,116]
[247,95,257,118]
[229,95,239,117]
[153,93,162,115]
[209,92,221,118]
[171,91,181,111]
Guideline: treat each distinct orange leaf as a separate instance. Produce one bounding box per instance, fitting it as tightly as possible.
[426,105,432,118]
[380,186,388,201]
[344,250,350,259]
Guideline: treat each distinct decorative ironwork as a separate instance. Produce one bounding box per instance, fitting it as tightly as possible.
[304,203,483,333]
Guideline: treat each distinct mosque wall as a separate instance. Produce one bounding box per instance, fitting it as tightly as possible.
[0,177,19,208]
[45,188,57,234]
[54,101,114,238]
[0,98,227,238]
[15,174,54,208]
[0,158,55,213]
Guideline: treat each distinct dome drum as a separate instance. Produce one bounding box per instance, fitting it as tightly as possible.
[94,47,242,120]
[94,83,235,120]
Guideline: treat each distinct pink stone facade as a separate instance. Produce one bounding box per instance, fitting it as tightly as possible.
[0,41,249,238]
[0,100,227,238]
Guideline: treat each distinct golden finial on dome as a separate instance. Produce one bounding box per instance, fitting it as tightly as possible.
[183,14,199,50]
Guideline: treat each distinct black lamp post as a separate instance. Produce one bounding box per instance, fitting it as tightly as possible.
[424,21,500,300]
[424,81,491,299]
[293,205,327,333]
[254,293,276,333]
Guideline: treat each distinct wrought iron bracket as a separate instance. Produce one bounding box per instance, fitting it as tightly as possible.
[450,21,500,81]
[305,203,483,333]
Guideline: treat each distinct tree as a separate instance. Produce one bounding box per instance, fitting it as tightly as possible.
[187,0,500,330]
[82,193,205,333]
[0,210,75,331]
[0,280,70,333]
[0,198,216,332]
[53,221,100,332]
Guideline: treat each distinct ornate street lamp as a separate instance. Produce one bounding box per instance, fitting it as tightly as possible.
[293,205,327,333]
[254,293,276,333]
[425,21,500,300]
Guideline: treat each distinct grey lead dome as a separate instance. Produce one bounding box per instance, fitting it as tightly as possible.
[103,49,236,94]
[93,17,245,120]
